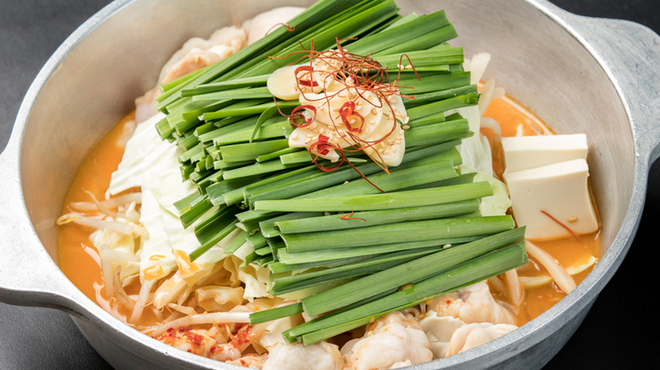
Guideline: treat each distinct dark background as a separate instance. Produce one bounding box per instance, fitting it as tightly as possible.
[0,0,658,369]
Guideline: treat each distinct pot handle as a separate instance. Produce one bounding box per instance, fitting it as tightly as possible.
[0,140,85,313]
[539,1,660,166]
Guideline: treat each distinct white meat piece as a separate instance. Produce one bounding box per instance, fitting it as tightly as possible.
[341,312,432,370]
[388,361,413,369]
[418,311,467,359]
[158,37,212,83]
[242,7,305,45]
[134,26,248,123]
[428,281,516,325]
[208,26,249,53]
[262,342,344,370]
[160,47,223,84]
[158,26,247,84]
[445,323,517,357]
[157,326,226,359]
[227,355,266,369]
[366,310,422,333]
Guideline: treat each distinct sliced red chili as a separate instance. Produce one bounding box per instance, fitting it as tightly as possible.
[338,100,365,133]
[288,105,317,128]
[295,65,319,87]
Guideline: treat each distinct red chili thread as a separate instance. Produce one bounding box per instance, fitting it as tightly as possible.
[397,54,421,81]
[540,210,580,241]
[264,22,296,37]
[340,211,367,222]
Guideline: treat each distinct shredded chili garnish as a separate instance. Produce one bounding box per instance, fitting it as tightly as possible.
[264,22,296,37]
[540,210,580,241]
[272,38,419,190]
[340,211,367,222]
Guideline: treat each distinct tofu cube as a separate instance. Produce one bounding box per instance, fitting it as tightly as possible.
[502,134,588,173]
[503,158,599,240]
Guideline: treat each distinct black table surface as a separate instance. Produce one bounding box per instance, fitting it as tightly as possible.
[1,1,659,369]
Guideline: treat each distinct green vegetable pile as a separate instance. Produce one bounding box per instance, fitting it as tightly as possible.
[153,0,527,345]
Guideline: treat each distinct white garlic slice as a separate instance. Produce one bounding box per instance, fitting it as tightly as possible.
[267,64,301,100]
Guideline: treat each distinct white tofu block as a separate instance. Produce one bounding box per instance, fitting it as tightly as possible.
[503,158,598,240]
[502,134,588,173]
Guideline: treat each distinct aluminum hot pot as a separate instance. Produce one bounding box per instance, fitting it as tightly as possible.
[1,0,659,369]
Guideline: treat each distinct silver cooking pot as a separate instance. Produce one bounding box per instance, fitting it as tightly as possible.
[1,0,659,369]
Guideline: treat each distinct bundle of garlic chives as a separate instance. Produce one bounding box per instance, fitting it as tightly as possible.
[250,231,526,333]
[234,163,461,233]
[270,248,437,294]
[300,227,523,316]
[286,240,528,345]
[282,215,513,252]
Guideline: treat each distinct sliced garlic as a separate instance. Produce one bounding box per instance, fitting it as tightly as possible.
[267,64,301,100]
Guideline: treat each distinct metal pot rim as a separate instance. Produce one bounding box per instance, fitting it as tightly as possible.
[2,0,659,368]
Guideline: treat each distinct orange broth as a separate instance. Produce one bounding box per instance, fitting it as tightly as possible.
[57,95,601,328]
[58,112,148,324]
